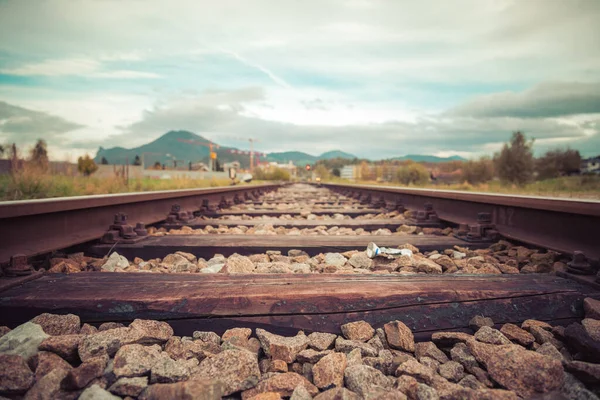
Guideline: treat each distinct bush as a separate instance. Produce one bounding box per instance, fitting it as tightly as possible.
[77,154,98,176]
[462,157,494,184]
[254,167,291,181]
[536,149,581,180]
[396,163,430,185]
[494,131,534,185]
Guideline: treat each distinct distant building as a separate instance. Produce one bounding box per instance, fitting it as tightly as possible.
[581,157,600,174]
[260,161,297,178]
[341,165,357,181]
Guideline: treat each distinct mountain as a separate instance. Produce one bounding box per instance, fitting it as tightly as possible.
[94,132,358,168]
[265,150,358,166]
[95,130,212,166]
[390,154,466,163]
[317,150,357,160]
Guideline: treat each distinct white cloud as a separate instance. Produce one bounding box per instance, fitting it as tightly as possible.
[0,57,160,79]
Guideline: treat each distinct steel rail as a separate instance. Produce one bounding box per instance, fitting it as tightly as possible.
[322,183,600,261]
[0,183,280,265]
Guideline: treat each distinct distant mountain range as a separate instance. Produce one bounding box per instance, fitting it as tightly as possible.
[94,130,465,167]
[390,154,466,163]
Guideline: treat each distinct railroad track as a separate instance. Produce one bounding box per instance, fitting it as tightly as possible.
[1,183,599,399]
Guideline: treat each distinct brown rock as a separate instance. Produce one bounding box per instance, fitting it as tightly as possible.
[35,351,72,380]
[431,331,473,347]
[31,313,80,336]
[500,323,535,347]
[193,331,221,346]
[247,392,282,400]
[222,327,252,342]
[415,341,448,363]
[39,334,83,363]
[395,375,419,398]
[0,354,34,394]
[80,323,98,335]
[582,318,600,341]
[522,319,552,332]
[313,387,361,400]
[469,316,494,332]
[344,364,393,397]
[129,319,173,344]
[313,352,347,389]
[450,343,479,371]
[241,372,318,399]
[194,349,260,396]
[297,349,332,363]
[113,344,161,378]
[564,360,600,384]
[530,325,563,348]
[395,359,435,384]
[99,322,126,331]
[564,322,600,362]
[23,368,70,400]
[256,329,308,363]
[308,332,337,351]
[108,376,148,397]
[466,340,564,398]
[139,379,225,400]
[439,361,465,382]
[536,343,564,361]
[418,356,440,372]
[458,375,486,390]
[383,321,414,352]
[335,337,378,357]
[0,326,10,338]
[341,321,375,342]
[583,297,600,320]
[474,326,511,345]
[223,255,256,273]
[61,355,107,390]
[78,327,137,361]
[269,359,288,373]
[150,354,190,383]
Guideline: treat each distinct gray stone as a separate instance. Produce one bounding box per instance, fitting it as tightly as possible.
[344,364,393,397]
[348,252,372,269]
[79,384,121,400]
[324,253,347,267]
[113,344,161,378]
[335,337,378,357]
[0,322,49,361]
[101,252,129,272]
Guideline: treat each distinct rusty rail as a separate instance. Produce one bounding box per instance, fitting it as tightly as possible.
[0,183,280,265]
[322,183,600,261]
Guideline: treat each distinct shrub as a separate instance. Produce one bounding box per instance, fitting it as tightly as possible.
[462,157,494,184]
[494,131,534,185]
[77,154,98,176]
[536,149,581,180]
[396,163,430,185]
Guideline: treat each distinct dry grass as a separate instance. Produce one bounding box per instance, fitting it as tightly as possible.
[326,175,600,200]
[0,167,242,201]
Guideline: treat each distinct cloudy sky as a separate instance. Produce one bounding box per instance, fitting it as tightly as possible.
[1,0,599,161]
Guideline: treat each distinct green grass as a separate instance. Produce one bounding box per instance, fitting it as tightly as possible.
[0,168,249,201]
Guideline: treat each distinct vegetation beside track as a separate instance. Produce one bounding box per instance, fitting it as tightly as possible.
[0,168,241,200]
[324,175,600,200]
